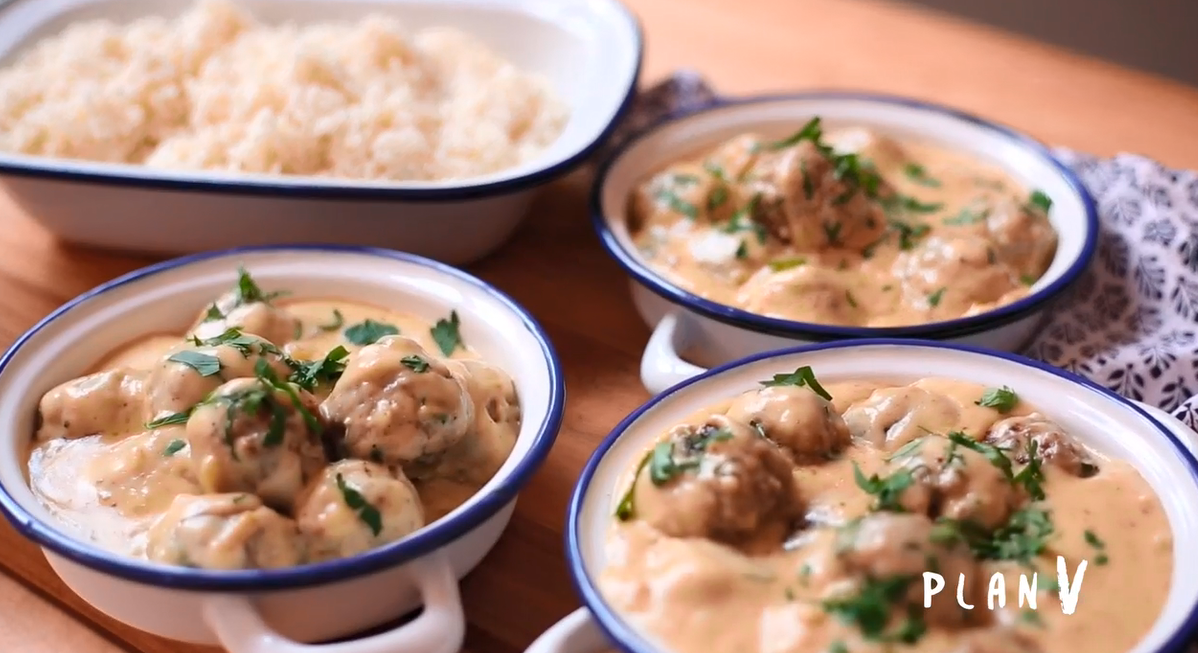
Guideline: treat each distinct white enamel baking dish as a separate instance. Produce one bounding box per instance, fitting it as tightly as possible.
[526,340,1198,653]
[590,93,1100,394]
[0,0,642,264]
[0,246,566,653]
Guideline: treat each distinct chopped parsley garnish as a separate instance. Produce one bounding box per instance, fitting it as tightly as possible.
[765,117,824,151]
[903,163,941,188]
[703,161,726,180]
[1020,609,1044,627]
[801,160,815,199]
[706,185,729,212]
[946,431,1013,478]
[168,350,222,377]
[289,346,349,390]
[943,206,990,225]
[821,575,925,643]
[430,310,464,356]
[615,449,653,520]
[202,304,225,322]
[823,221,843,246]
[335,473,383,536]
[234,266,287,306]
[887,219,931,250]
[146,411,191,429]
[672,173,701,185]
[845,290,858,309]
[735,241,749,260]
[976,386,1019,413]
[768,257,807,272]
[162,439,187,457]
[853,463,915,512]
[344,319,399,346]
[319,309,345,332]
[828,642,849,653]
[1085,529,1109,565]
[881,194,943,217]
[656,188,699,219]
[760,365,833,401]
[937,505,1055,564]
[253,358,321,437]
[648,426,735,485]
[887,437,925,462]
[1028,189,1053,213]
[1012,438,1047,501]
[401,354,430,373]
[192,328,281,358]
[927,287,946,308]
[721,197,769,244]
[1021,274,1038,286]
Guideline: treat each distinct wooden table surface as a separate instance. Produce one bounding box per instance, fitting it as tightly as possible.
[1,0,1197,651]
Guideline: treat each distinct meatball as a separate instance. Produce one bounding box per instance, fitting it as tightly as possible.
[747,139,888,251]
[144,335,292,422]
[736,264,862,325]
[186,377,326,510]
[985,199,1058,279]
[986,413,1097,477]
[36,367,147,441]
[629,163,724,230]
[891,235,1020,309]
[633,415,800,543]
[950,628,1042,653]
[190,286,301,347]
[887,435,1023,530]
[294,460,425,561]
[145,493,303,569]
[836,512,985,628]
[420,359,521,484]
[320,335,473,466]
[725,385,849,463]
[843,386,964,449]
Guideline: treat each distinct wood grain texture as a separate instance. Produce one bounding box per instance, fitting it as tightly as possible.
[0,0,1196,651]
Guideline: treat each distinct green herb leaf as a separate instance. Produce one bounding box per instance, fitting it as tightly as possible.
[706,185,729,212]
[430,311,464,356]
[1028,189,1053,213]
[1019,609,1043,628]
[1095,553,1109,565]
[254,358,322,438]
[193,327,281,358]
[766,117,823,151]
[853,463,915,512]
[828,642,849,653]
[401,354,430,373]
[319,309,345,332]
[656,188,699,219]
[768,257,807,272]
[824,221,843,246]
[976,386,1019,413]
[760,366,833,400]
[887,437,925,462]
[343,319,399,346]
[946,430,1013,479]
[289,346,350,390]
[735,241,749,260]
[335,473,383,536]
[1084,529,1105,549]
[203,304,225,322]
[146,411,191,429]
[821,575,922,642]
[943,206,989,225]
[162,439,187,457]
[941,505,1055,564]
[927,288,946,308]
[887,219,931,250]
[703,161,726,180]
[801,159,815,200]
[615,449,653,521]
[168,351,222,377]
[1012,438,1047,501]
[903,163,941,188]
[845,290,858,309]
[647,426,735,486]
[235,267,287,306]
[1021,274,1037,286]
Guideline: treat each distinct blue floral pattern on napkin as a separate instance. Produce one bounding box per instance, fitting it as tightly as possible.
[607,73,1198,431]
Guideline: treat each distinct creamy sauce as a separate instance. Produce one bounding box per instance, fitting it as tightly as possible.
[629,122,1059,327]
[601,373,1170,653]
[26,270,522,569]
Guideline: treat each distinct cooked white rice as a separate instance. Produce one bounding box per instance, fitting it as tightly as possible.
[0,0,570,181]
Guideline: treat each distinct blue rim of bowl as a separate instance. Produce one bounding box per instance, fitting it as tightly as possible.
[0,1,644,202]
[0,244,567,592]
[566,338,1198,653]
[590,91,1100,341]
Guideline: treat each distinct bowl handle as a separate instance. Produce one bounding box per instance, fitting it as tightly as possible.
[524,608,609,653]
[1132,401,1198,454]
[640,312,709,395]
[202,552,464,653]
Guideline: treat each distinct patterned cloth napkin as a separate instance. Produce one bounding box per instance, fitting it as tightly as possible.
[601,71,1198,430]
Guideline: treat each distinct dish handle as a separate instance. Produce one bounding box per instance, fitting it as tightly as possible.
[1133,401,1198,454]
[640,312,709,395]
[203,552,464,653]
[524,608,610,653]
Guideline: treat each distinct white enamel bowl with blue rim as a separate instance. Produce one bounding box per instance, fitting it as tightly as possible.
[0,0,641,264]
[591,92,1100,395]
[0,246,565,653]
[526,340,1198,653]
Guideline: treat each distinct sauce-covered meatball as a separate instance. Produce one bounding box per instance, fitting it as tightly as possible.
[632,415,800,543]
[886,436,1023,530]
[294,460,424,561]
[836,512,985,628]
[321,335,473,466]
[423,359,521,484]
[843,385,964,449]
[186,377,326,510]
[725,385,850,463]
[737,264,861,325]
[189,282,302,347]
[986,413,1098,477]
[144,334,293,422]
[36,367,147,441]
[891,235,1020,311]
[985,200,1057,280]
[145,493,303,569]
